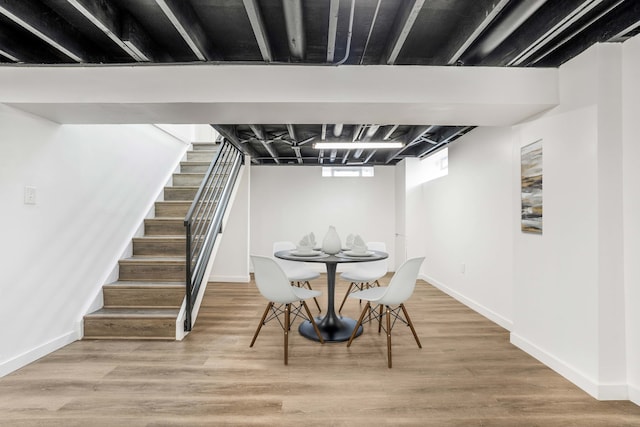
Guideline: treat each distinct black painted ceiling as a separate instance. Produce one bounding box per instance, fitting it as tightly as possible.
[2,0,639,165]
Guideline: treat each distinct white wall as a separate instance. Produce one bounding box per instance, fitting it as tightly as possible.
[416,40,636,402]
[0,104,187,376]
[512,42,628,400]
[622,35,640,405]
[420,127,515,330]
[512,105,602,395]
[210,158,251,282]
[250,166,396,272]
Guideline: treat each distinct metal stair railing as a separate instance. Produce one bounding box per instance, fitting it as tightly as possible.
[184,140,243,331]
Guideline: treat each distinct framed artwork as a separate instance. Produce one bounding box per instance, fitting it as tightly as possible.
[521,140,542,234]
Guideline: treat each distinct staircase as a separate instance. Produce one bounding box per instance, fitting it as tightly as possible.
[83,142,218,340]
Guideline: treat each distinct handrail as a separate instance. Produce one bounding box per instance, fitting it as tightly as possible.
[184,140,243,331]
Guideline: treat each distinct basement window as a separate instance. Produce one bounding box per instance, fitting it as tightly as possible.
[421,147,448,183]
[322,166,374,177]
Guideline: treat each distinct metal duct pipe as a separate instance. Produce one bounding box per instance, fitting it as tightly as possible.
[460,0,548,64]
[333,123,343,137]
[282,0,306,60]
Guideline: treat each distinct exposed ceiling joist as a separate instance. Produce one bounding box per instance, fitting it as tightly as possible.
[66,0,151,62]
[326,0,339,62]
[418,127,473,158]
[211,125,260,164]
[529,0,627,65]
[286,124,297,141]
[384,0,425,65]
[0,0,87,62]
[384,125,434,164]
[447,0,511,65]
[509,0,605,66]
[154,0,214,61]
[242,0,272,62]
[249,124,265,140]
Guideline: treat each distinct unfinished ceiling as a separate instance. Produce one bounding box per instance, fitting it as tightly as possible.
[1,0,639,164]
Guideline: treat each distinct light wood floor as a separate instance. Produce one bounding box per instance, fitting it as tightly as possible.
[2,275,639,426]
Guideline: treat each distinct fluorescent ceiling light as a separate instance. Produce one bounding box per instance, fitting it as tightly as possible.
[314,141,403,150]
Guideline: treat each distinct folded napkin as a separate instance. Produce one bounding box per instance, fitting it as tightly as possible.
[345,234,355,249]
[351,235,368,254]
[297,233,316,252]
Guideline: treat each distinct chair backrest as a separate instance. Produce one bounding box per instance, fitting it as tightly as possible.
[251,255,299,303]
[377,257,425,306]
[272,241,302,274]
[363,241,388,276]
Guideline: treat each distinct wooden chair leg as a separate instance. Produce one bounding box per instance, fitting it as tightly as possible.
[251,302,272,347]
[386,305,392,368]
[338,282,355,313]
[304,281,322,312]
[301,301,325,343]
[295,281,321,313]
[347,302,370,347]
[284,303,290,365]
[401,304,422,348]
[378,304,383,333]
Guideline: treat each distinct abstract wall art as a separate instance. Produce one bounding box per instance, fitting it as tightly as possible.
[521,139,543,234]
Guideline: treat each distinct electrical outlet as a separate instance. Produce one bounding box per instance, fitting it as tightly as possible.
[24,186,36,205]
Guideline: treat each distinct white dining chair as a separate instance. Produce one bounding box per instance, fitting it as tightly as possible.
[338,241,387,314]
[273,241,321,312]
[346,257,425,368]
[250,255,324,365]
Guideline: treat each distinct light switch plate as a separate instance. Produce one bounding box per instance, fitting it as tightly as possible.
[24,186,36,205]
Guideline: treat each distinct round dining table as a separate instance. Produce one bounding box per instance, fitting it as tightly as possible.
[274,249,389,342]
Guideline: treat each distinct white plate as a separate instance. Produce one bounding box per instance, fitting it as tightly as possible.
[342,250,374,257]
[290,250,322,257]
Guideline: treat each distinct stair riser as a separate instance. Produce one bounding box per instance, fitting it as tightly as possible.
[187,151,216,162]
[173,174,205,186]
[133,239,185,256]
[119,262,185,282]
[155,202,191,217]
[164,187,197,201]
[191,143,217,151]
[83,317,175,339]
[144,219,185,236]
[104,287,184,308]
[180,164,209,173]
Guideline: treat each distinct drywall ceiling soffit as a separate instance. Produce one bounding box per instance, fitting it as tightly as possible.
[1,0,636,164]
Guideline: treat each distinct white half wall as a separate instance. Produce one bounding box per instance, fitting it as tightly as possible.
[0,104,187,377]
[249,166,396,272]
[210,158,251,282]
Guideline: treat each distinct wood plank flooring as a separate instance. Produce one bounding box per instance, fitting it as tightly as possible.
[2,275,639,426]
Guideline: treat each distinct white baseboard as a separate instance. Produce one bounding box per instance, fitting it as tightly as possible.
[209,275,250,283]
[629,384,640,406]
[511,333,629,401]
[0,329,79,378]
[420,274,513,331]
